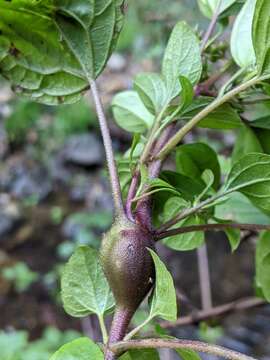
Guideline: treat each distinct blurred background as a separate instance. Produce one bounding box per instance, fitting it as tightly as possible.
[0,1,269,359]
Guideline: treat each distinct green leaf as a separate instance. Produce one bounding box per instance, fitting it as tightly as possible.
[232,124,263,163]
[256,231,270,301]
[162,197,205,251]
[197,0,238,18]
[0,331,27,360]
[224,153,270,214]
[148,249,177,322]
[161,171,206,201]
[0,0,124,104]
[162,22,202,99]
[120,349,160,360]
[243,100,270,129]
[252,0,270,74]
[216,191,270,224]
[178,76,194,113]
[183,99,241,129]
[176,143,221,190]
[112,91,154,133]
[176,349,201,360]
[213,218,241,251]
[230,0,256,69]
[61,246,114,318]
[50,338,104,360]
[134,73,169,115]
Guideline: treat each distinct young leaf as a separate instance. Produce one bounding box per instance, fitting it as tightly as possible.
[230,0,256,69]
[112,91,154,133]
[213,218,241,251]
[256,231,270,301]
[50,337,104,360]
[61,246,114,318]
[178,76,194,113]
[176,143,221,190]
[197,0,238,18]
[176,349,201,360]
[232,124,263,163]
[224,153,270,214]
[252,0,270,75]
[148,249,177,322]
[134,73,169,115]
[162,22,202,99]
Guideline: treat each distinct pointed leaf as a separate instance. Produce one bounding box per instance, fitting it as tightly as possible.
[148,249,177,322]
[230,0,256,69]
[162,22,202,99]
[252,0,270,75]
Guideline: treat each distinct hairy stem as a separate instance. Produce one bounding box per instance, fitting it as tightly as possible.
[200,0,222,52]
[89,79,124,217]
[110,338,256,360]
[157,76,268,160]
[160,297,265,328]
[155,222,270,240]
[105,307,134,360]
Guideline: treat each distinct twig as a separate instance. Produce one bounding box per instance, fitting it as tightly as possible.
[156,75,269,160]
[110,338,256,360]
[200,0,222,52]
[155,223,270,240]
[89,79,124,217]
[197,244,213,310]
[126,172,140,222]
[160,297,265,328]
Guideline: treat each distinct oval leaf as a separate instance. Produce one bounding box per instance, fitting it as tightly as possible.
[230,0,256,69]
[112,91,154,133]
[162,22,202,99]
[61,246,114,317]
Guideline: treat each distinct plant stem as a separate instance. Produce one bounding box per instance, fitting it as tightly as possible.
[156,76,265,160]
[89,79,124,217]
[160,297,265,328]
[98,315,108,344]
[197,244,213,310]
[155,223,270,240]
[110,338,256,360]
[157,192,225,233]
[200,0,222,52]
[124,315,152,341]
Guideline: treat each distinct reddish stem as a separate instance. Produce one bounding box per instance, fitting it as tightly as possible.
[105,307,134,360]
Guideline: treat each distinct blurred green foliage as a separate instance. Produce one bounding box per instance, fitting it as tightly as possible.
[2,262,39,292]
[0,327,81,360]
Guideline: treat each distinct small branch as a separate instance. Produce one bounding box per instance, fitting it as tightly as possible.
[156,76,267,160]
[155,223,270,240]
[134,124,176,230]
[110,338,256,360]
[126,172,140,222]
[89,79,124,217]
[197,244,213,310]
[160,297,265,328]
[200,0,222,52]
